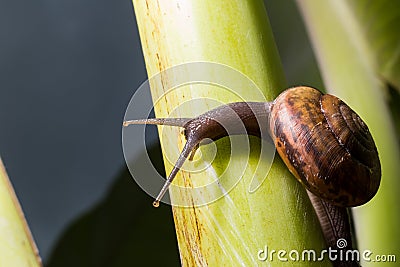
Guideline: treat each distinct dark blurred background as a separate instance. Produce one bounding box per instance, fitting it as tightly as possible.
[0,0,322,264]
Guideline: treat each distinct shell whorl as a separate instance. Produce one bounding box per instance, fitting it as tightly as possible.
[270,86,381,207]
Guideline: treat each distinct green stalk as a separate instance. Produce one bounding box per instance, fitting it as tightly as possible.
[0,159,42,266]
[297,1,400,266]
[132,1,328,266]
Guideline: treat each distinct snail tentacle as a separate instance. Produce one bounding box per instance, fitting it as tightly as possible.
[125,101,271,206]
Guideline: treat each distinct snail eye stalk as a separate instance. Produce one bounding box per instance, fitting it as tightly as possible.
[123,102,268,207]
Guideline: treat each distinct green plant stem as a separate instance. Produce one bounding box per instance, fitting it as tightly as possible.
[132,0,329,266]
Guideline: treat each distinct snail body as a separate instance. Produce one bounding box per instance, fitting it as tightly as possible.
[124,86,381,267]
[124,86,381,208]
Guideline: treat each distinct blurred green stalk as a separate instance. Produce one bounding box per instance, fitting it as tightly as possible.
[297,1,400,266]
[0,159,42,266]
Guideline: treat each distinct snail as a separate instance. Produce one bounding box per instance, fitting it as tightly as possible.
[124,86,381,267]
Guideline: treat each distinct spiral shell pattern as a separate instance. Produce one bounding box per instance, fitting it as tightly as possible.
[269,86,381,207]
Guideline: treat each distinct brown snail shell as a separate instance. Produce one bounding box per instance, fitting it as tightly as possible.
[269,86,381,207]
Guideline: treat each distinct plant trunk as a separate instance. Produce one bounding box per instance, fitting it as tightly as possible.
[132,1,329,266]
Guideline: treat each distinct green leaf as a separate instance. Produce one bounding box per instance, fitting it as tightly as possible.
[347,0,400,91]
